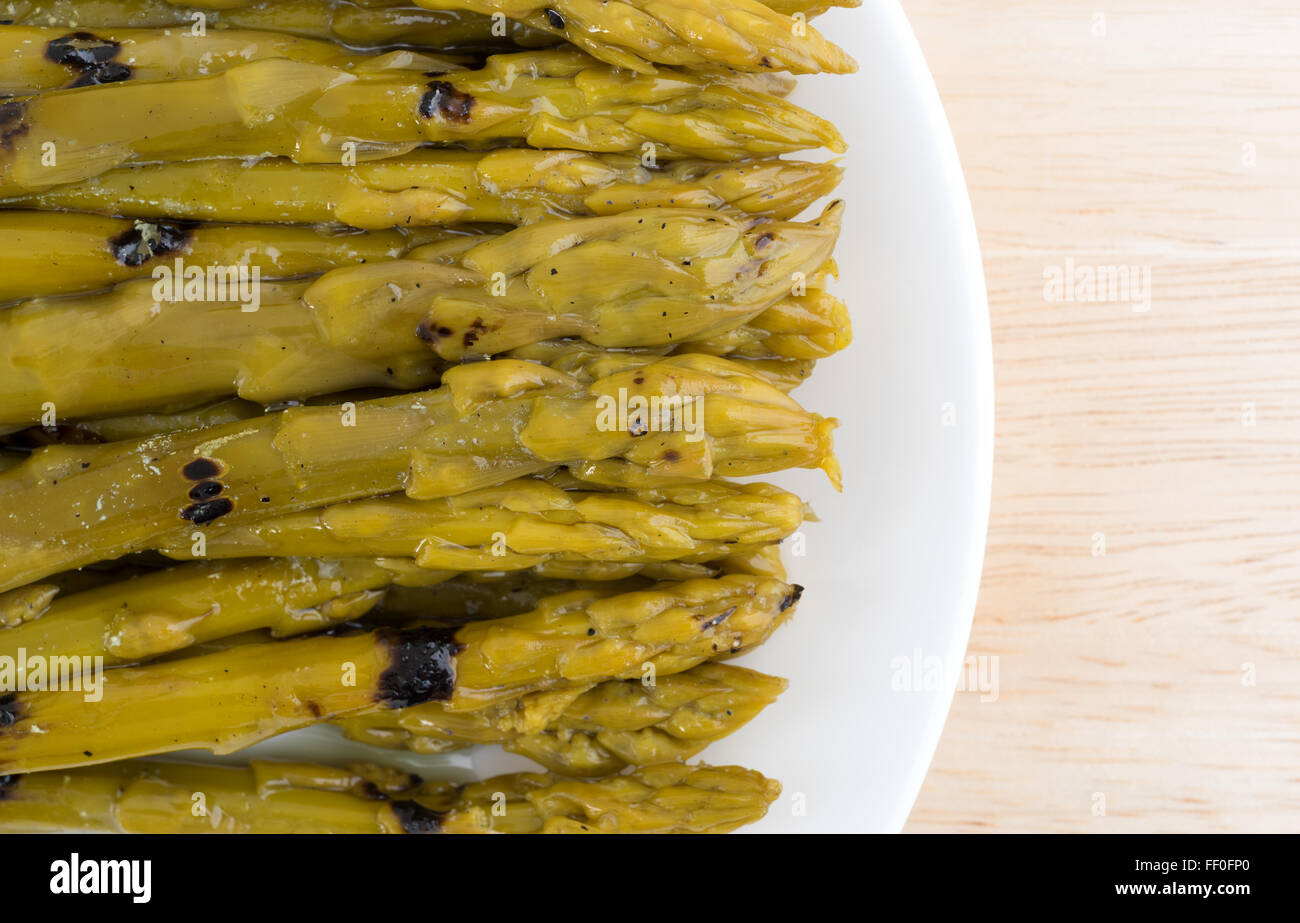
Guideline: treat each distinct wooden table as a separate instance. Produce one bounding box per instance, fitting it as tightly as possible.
[899,1,1300,832]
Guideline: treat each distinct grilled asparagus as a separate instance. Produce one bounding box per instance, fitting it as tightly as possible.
[153,478,803,570]
[4,150,842,228]
[0,352,838,593]
[0,210,423,302]
[0,49,844,194]
[0,25,468,93]
[336,661,788,776]
[0,557,450,665]
[0,573,799,771]
[403,0,855,75]
[0,760,780,833]
[0,204,841,425]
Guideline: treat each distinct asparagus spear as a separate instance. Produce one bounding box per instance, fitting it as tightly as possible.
[6,0,853,52]
[0,557,452,665]
[402,0,856,75]
[0,760,779,833]
[372,539,789,620]
[0,49,843,194]
[337,661,788,776]
[1,268,843,440]
[4,150,842,228]
[40,399,265,443]
[0,573,799,771]
[153,477,803,570]
[2,0,557,50]
[0,477,797,660]
[304,202,843,361]
[0,25,470,94]
[0,210,424,303]
[0,352,838,592]
[0,278,442,423]
[0,204,841,425]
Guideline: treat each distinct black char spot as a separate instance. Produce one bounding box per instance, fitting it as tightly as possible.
[69,62,132,87]
[0,774,16,800]
[700,606,736,630]
[0,694,23,729]
[187,480,224,501]
[418,80,475,123]
[779,585,804,612]
[376,626,464,708]
[45,32,120,69]
[462,318,488,349]
[390,799,445,833]
[663,449,682,463]
[545,8,565,29]
[0,100,28,151]
[109,220,193,268]
[180,497,234,524]
[181,457,223,480]
[415,319,453,343]
[755,232,775,249]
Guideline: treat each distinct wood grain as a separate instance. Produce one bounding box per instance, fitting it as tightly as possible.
[899,1,1300,832]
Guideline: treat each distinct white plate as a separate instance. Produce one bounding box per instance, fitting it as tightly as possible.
[234,1,994,833]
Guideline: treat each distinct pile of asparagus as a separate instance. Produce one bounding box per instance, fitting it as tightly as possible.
[0,0,856,834]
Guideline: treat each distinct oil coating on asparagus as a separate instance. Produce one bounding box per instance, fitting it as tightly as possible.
[0,204,842,425]
[0,352,839,593]
[1,0,557,49]
[0,557,452,665]
[4,150,842,228]
[0,478,799,662]
[0,25,469,93]
[0,573,800,771]
[153,477,804,571]
[0,760,781,833]
[4,0,856,53]
[403,0,856,75]
[336,661,788,776]
[0,210,422,303]
[134,0,856,74]
[305,201,843,361]
[0,49,844,194]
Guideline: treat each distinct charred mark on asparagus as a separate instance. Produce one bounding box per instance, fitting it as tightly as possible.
[779,585,804,612]
[419,81,475,123]
[187,480,224,501]
[69,62,132,88]
[544,8,566,29]
[180,497,234,524]
[0,773,15,800]
[0,695,23,730]
[415,318,454,344]
[376,627,464,708]
[700,606,737,630]
[108,220,192,268]
[45,32,119,70]
[45,33,132,88]
[462,319,489,349]
[390,799,445,833]
[180,457,225,481]
[0,100,28,151]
